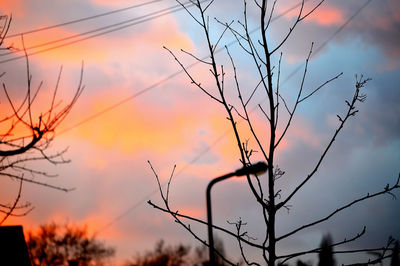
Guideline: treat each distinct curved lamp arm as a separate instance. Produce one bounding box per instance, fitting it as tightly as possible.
[206,161,268,264]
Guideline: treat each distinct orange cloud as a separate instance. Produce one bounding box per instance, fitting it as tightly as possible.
[0,0,25,17]
[3,210,124,243]
[70,90,213,154]
[80,212,126,240]
[85,156,108,171]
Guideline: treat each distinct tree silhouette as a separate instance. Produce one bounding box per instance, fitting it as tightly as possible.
[318,234,335,266]
[0,15,84,223]
[126,239,191,266]
[391,241,399,266]
[296,260,309,266]
[126,237,230,266]
[27,222,114,266]
[193,236,228,266]
[148,0,400,265]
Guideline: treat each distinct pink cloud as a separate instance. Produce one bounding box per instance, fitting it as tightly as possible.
[277,3,344,27]
[277,116,322,150]
[89,0,137,8]
[305,5,345,26]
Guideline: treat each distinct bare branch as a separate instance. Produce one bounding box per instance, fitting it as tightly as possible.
[277,227,366,264]
[269,0,325,55]
[298,72,343,103]
[0,13,83,225]
[264,1,278,31]
[213,19,234,53]
[278,174,399,241]
[245,76,267,107]
[147,161,238,266]
[148,200,266,251]
[0,179,33,224]
[0,172,74,192]
[278,76,370,209]
[275,42,314,149]
[228,218,261,266]
[176,0,203,26]
[299,0,325,21]
[180,49,212,65]
[164,46,222,103]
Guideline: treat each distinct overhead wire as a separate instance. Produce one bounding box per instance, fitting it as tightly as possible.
[90,0,374,235]
[0,0,207,64]
[1,3,180,58]
[4,0,163,39]
[282,0,374,83]
[57,1,304,135]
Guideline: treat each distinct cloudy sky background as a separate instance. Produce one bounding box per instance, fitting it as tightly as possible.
[0,0,399,264]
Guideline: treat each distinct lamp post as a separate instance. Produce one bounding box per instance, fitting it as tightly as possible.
[206,161,268,265]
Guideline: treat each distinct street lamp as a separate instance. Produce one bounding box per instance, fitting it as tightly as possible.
[206,161,268,265]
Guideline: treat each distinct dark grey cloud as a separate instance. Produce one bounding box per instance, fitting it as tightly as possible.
[331,0,400,66]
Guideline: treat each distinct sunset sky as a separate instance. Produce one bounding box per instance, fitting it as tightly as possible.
[0,0,399,265]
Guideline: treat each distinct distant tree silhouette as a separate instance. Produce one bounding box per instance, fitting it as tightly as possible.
[148,0,400,265]
[127,237,229,266]
[318,234,335,266]
[27,222,114,266]
[193,236,228,266]
[0,15,83,223]
[126,239,190,266]
[297,260,310,266]
[392,241,400,266]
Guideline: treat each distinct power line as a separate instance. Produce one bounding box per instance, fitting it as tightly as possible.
[57,1,304,135]
[283,0,374,84]
[0,1,204,64]
[314,0,373,56]
[57,61,197,135]
[90,0,374,236]
[0,0,301,63]
[4,0,163,39]
[0,1,196,58]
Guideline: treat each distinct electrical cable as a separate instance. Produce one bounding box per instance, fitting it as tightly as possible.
[0,1,205,64]
[282,0,373,84]
[57,0,304,135]
[0,0,200,58]
[4,0,163,39]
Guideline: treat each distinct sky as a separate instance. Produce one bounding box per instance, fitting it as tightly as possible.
[0,0,399,265]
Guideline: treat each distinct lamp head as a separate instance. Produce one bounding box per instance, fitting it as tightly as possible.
[234,161,268,176]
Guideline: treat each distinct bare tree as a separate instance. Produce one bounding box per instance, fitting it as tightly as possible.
[0,15,84,224]
[148,0,400,265]
[27,222,115,266]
